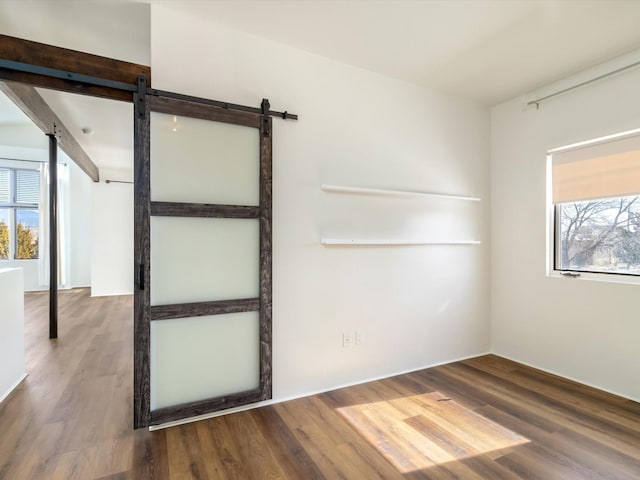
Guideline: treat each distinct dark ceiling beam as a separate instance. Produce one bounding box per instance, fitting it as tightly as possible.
[0,81,100,181]
[0,34,151,103]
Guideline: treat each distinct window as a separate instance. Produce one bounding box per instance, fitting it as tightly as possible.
[549,130,640,276]
[0,167,40,260]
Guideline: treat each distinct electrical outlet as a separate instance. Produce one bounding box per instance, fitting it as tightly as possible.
[343,332,351,348]
[355,330,364,345]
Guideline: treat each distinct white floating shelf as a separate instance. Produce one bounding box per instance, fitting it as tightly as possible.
[321,239,481,246]
[321,184,480,202]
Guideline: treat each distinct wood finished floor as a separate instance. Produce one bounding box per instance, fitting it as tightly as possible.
[1,290,639,479]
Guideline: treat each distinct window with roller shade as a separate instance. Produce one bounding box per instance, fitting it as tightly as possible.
[0,167,40,260]
[550,130,640,276]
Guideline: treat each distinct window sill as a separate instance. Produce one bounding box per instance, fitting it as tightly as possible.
[549,270,640,286]
[0,258,39,262]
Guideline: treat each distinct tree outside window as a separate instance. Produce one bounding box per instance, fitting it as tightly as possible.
[0,218,8,259]
[557,195,640,274]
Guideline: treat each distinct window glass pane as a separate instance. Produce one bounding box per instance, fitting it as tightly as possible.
[0,169,9,203]
[150,112,260,206]
[150,311,260,410]
[150,216,259,305]
[16,170,40,204]
[15,208,39,259]
[557,195,640,274]
[0,208,9,259]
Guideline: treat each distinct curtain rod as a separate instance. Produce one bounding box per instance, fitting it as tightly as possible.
[105,179,133,185]
[528,59,640,108]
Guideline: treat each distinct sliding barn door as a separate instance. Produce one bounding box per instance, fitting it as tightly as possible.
[133,94,272,428]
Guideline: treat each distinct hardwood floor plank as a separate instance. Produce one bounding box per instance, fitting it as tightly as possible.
[442,362,640,459]
[221,411,288,480]
[464,356,640,432]
[555,427,640,479]
[408,368,562,434]
[90,437,134,479]
[373,379,526,453]
[4,421,64,479]
[129,430,170,480]
[496,450,566,480]
[165,423,211,480]
[274,400,391,479]
[456,456,523,480]
[478,403,640,480]
[250,406,325,480]
[194,418,252,480]
[308,395,402,478]
[50,446,99,480]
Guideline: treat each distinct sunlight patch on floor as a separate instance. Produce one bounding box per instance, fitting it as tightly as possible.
[336,391,529,473]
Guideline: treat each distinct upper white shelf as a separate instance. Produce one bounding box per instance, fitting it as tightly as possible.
[321,239,481,246]
[321,184,480,202]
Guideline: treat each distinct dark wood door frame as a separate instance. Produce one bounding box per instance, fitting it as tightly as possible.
[135,95,273,427]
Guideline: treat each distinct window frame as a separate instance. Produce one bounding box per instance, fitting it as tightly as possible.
[546,128,640,285]
[0,166,40,261]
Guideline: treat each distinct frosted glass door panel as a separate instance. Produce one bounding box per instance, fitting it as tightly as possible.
[150,112,259,205]
[150,217,259,306]
[150,312,259,410]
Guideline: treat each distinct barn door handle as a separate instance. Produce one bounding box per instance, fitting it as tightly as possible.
[139,263,145,290]
[560,272,580,278]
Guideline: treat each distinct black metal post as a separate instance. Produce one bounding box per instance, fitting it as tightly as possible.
[47,133,58,339]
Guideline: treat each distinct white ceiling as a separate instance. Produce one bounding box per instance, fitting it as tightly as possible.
[2,0,640,172]
[162,0,640,106]
[0,90,47,150]
[37,89,135,172]
[0,90,29,124]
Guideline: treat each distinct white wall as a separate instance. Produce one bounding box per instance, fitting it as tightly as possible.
[151,5,491,402]
[67,158,92,288]
[91,168,133,296]
[491,50,640,402]
[0,1,150,65]
[0,267,25,404]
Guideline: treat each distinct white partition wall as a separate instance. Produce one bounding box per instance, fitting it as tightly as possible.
[0,268,26,404]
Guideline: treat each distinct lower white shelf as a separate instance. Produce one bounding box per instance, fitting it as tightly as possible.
[321,239,481,246]
[321,184,481,202]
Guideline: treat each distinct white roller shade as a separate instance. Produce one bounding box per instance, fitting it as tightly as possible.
[552,133,640,204]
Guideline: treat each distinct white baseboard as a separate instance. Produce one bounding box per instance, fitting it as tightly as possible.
[0,373,27,406]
